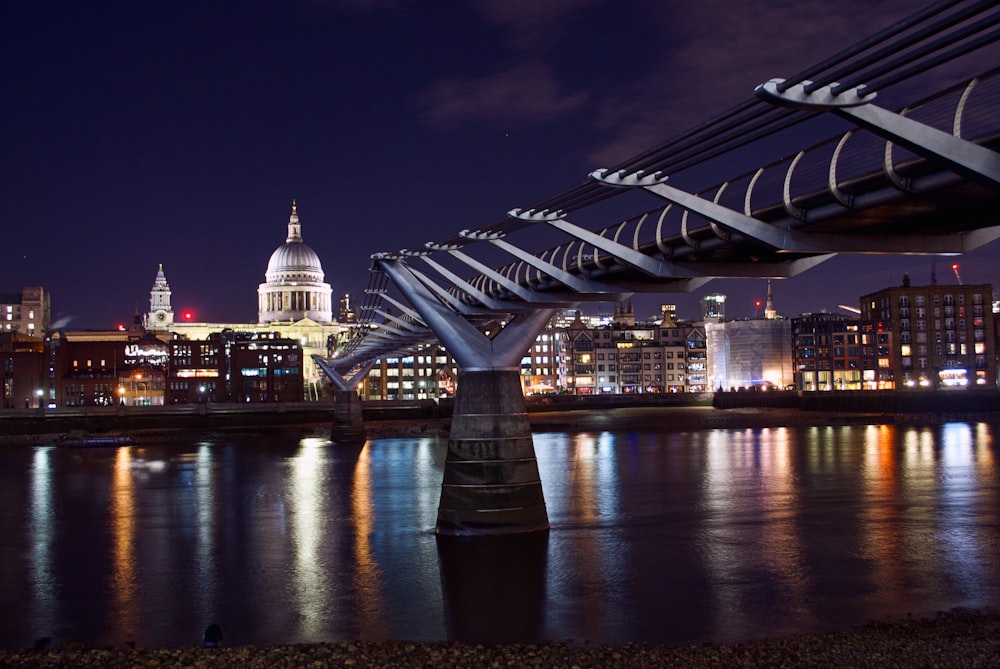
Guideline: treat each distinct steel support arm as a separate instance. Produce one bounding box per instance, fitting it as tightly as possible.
[313,356,375,392]
[460,229,632,298]
[363,307,426,333]
[593,169,991,254]
[415,253,534,312]
[756,79,1000,188]
[511,208,695,279]
[369,291,427,325]
[368,318,421,339]
[378,258,544,370]
[442,247,570,306]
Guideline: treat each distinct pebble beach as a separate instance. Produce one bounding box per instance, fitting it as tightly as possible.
[1,610,998,668]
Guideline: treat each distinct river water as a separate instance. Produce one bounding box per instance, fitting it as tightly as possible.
[1,419,998,650]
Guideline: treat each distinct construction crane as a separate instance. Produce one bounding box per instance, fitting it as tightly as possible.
[952,263,963,285]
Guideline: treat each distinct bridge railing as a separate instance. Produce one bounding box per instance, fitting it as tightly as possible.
[332,0,1000,370]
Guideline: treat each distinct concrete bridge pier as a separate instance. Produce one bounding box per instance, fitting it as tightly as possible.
[331,388,367,443]
[438,367,548,535]
[313,357,371,443]
[379,258,558,535]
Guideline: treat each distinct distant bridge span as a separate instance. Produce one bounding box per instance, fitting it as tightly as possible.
[317,0,1000,535]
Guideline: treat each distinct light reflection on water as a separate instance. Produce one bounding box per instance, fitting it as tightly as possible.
[2,421,999,650]
[28,448,56,633]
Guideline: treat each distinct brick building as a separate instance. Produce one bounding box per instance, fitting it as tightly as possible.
[790,314,893,391]
[860,276,995,389]
[0,333,46,408]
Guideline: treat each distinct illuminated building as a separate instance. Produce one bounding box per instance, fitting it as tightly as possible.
[144,264,174,328]
[166,332,304,403]
[790,314,892,391]
[166,337,222,403]
[142,201,346,398]
[49,328,170,407]
[166,319,337,400]
[257,200,333,324]
[860,275,996,389]
[338,294,357,324]
[361,344,458,401]
[521,325,563,396]
[705,318,792,390]
[229,335,305,403]
[562,308,708,394]
[705,287,792,390]
[1,286,50,336]
[701,293,726,322]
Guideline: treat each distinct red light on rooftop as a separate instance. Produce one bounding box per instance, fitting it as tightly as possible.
[116,323,126,331]
[183,311,194,321]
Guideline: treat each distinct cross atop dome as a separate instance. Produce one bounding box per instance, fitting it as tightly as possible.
[286,199,302,243]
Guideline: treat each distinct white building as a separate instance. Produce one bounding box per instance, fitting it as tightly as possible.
[141,201,345,399]
[706,319,792,390]
[257,200,333,324]
[144,264,174,328]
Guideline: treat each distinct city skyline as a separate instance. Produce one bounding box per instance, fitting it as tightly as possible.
[4,1,998,329]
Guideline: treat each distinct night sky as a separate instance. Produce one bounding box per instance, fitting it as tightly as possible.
[3,0,997,330]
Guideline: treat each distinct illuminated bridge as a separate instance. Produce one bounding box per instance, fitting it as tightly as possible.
[315,0,1000,536]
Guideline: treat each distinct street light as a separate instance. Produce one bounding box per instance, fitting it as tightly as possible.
[35,388,43,408]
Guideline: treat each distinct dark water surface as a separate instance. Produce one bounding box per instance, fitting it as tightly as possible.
[1,421,998,650]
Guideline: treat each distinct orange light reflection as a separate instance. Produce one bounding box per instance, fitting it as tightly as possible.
[110,447,138,639]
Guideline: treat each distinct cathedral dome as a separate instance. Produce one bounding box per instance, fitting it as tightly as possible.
[265,240,324,279]
[264,201,325,282]
[258,201,333,324]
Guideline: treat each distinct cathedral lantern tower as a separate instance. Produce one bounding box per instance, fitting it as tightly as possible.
[146,263,174,329]
[258,201,333,324]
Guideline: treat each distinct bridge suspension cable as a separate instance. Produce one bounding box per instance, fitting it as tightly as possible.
[325,0,1000,373]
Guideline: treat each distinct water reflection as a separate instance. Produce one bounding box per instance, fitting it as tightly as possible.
[350,443,383,636]
[538,432,627,643]
[196,446,216,608]
[288,438,332,639]
[29,448,56,635]
[937,423,996,604]
[109,448,138,640]
[699,428,812,640]
[858,425,907,610]
[437,532,548,644]
[3,422,1000,650]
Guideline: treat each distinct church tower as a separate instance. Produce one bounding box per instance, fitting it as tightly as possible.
[764,280,777,320]
[146,263,174,329]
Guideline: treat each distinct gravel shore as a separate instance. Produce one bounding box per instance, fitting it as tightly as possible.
[2,610,997,668]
